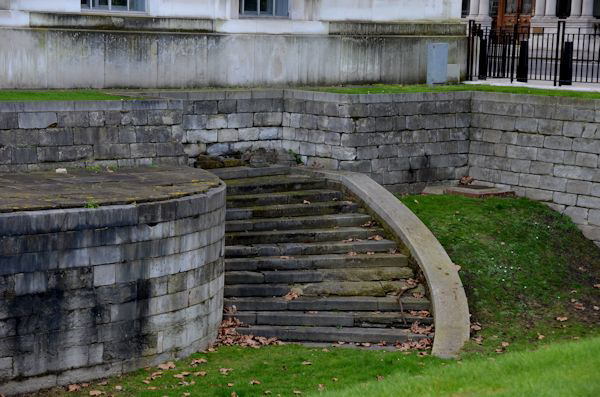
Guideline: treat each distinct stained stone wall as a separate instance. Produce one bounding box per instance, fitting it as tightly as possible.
[0,186,226,395]
[468,92,600,244]
[0,100,187,172]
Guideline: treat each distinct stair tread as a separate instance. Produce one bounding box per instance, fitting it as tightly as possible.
[225,239,398,258]
[228,200,356,211]
[226,213,372,232]
[237,325,430,342]
[225,296,429,306]
[227,189,342,201]
[227,226,383,237]
[225,253,408,271]
[211,165,290,180]
[226,175,320,186]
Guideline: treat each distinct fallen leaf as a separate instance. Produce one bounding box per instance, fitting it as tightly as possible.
[231,393,238,397]
[538,334,545,340]
[495,349,504,354]
[279,256,293,260]
[473,336,483,345]
[283,291,300,301]
[147,387,157,390]
[594,284,600,289]
[347,251,358,257]
[184,393,191,397]
[89,391,103,396]
[593,306,599,311]
[220,368,234,376]
[195,371,207,377]
[470,322,482,332]
[67,385,81,392]
[303,200,311,205]
[366,251,375,255]
[293,391,302,395]
[302,361,312,366]
[114,385,123,391]
[142,380,150,384]
[173,372,191,379]
[250,380,261,385]
[264,391,272,395]
[376,375,384,381]
[191,358,208,366]
[97,381,108,386]
[501,342,510,348]
[574,302,585,310]
[556,316,569,322]
[368,235,384,241]
[158,362,176,370]
[227,383,234,387]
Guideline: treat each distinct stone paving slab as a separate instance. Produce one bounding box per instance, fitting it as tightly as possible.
[0,166,221,213]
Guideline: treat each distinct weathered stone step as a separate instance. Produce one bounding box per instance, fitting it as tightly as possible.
[225,296,430,312]
[224,280,424,297]
[227,189,343,208]
[225,266,414,284]
[237,325,429,344]
[226,311,433,328]
[225,239,397,258]
[225,227,385,245]
[226,213,373,233]
[210,165,290,180]
[225,253,409,272]
[226,201,359,221]
[226,175,328,195]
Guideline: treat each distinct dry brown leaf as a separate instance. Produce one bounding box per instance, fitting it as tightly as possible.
[538,334,545,340]
[376,375,384,381]
[470,322,482,332]
[303,200,311,205]
[322,348,330,352]
[194,371,208,377]
[97,381,108,386]
[220,368,234,376]
[173,372,191,379]
[184,393,191,397]
[501,342,510,348]
[473,336,483,345]
[347,251,358,257]
[67,385,81,392]
[89,391,103,396]
[556,316,569,322]
[114,385,123,391]
[142,380,150,385]
[158,362,176,370]
[368,235,384,241]
[593,306,599,311]
[302,361,312,366]
[594,284,600,289]
[191,358,208,366]
[574,302,585,310]
[227,383,234,387]
[293,391,302,395]
[318,384,325,391]
[250,380,261,385]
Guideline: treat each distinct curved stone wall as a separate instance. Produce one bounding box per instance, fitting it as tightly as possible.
[0,183,226,395]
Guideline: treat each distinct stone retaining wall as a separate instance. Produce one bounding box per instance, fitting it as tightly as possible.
[0,185,226,395]
[468,92,600,244]
[0,100,187,172]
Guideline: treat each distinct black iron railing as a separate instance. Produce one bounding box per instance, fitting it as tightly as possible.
[467,20,600,85]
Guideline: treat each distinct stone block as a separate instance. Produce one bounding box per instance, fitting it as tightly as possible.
[218,100,237,114]
[506,145,537,160]
[93,144,130,160]
[0,113,18,130]
[148,110,181,126]
[57,112,89,128]
[553,192,577,206]
[575,152,598,168]
[258,127,280,140]
[539,175,566,191]
[40,129,74,146]
[544,136,572,150]
[564,206,589,223]
[89,111,105,127]
[515,117,538,133]
[588,209,600,226]
[538,119,563,135]
[529,161,553,175]
[187,130,217,144]
[194,101,218,115]
[577,195,600,209]
[238,128,259,141]
[516,133,544,147]
[227,113,253,128]
[183,115,207,130]
[206,115,228,130]
[18,112,58,129]
[134,126,171,143]
[15,272,47,296]
[130,143,157,158]
[218,129,239,142]
[566,180,592,194]
[536,148,565,164]
[554,165,595,181]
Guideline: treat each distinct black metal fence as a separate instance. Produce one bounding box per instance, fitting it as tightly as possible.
[467,20,600,85]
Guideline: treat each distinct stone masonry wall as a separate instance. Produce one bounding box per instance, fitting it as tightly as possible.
[0,100,187,172]
[468,92,600,244]
[0,185,226,395]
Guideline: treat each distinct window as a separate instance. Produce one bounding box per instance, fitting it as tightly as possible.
[81,0,145,12]
[239,0,288,17]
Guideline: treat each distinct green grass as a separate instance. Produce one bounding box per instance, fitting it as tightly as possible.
[322,337,600,397]
[399,195,600,354]
[33,195,600,397]
[0,90,135,101]
[310,83,600,99]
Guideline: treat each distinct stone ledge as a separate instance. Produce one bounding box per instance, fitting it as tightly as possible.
[292,167,470,359]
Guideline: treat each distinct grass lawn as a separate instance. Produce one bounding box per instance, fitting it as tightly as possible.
[0,90,135,101]
[310,83,600,99]
[32,195,600,397]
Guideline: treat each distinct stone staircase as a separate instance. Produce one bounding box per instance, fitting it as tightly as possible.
[213,165,433,345]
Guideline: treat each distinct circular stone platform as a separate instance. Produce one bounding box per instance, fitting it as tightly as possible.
[0,167,226,395]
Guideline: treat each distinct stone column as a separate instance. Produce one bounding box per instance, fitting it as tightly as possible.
[468,0,480,18]
[0,0,10,10]
[570,0,583,17]
[545,0,557,17]
[477,0,492,25]
[535,0,547,16]
[581,0,595,16]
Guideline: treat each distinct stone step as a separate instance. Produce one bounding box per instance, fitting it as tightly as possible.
[226,213,373,233]
[224,280,424,297]
[236,325,429,344]
[225,227,385,245]
[226,311,433,328]
[211,165,290,180]
[225,239,397,258]
[225,253,409,272]
[226,201,360,221]
[226,175,328,195]
[225,266,414,285]
[225,296,430,312]
[227,189,343,209]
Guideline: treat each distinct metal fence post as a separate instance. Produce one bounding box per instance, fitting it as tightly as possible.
[559,41,574,85]
[517,40,529,82]
[478,37,488,80]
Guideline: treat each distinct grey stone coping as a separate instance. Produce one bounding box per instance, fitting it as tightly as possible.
[0,99,176,113]
[0,166,221,213]
[293,167,470,359]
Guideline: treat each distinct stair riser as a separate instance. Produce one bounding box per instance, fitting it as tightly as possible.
[226,203,359,221]
[226,214,371,233]
[225,228,383,245]
[225,313,433,328]
[211,166,290,180]
[227,180,329,195]
[224,299,430,312]
[225,255,409,271]
[225,267,414,284]
[237,328,425,344]
[227,191,343,208]
[225,241,397,258]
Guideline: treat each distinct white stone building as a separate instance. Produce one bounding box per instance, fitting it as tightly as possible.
[0,0,466,88]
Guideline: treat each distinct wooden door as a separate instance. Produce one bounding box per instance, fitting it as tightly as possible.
[497,0,533,31]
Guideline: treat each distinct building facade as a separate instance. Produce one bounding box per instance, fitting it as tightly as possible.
[464,0,600,32]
